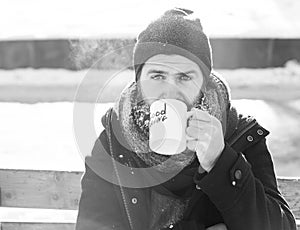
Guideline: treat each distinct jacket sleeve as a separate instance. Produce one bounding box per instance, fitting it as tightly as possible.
[76,133,130,230]
[194,138,297,230]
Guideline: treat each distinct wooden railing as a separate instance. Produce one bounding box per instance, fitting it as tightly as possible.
[0,169,299,230]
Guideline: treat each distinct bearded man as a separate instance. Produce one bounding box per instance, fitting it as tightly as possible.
[76,7,296,230]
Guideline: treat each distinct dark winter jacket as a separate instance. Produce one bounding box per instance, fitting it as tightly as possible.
[76,108,296,230]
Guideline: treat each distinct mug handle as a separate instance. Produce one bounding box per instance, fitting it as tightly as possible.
[186,110,196,141]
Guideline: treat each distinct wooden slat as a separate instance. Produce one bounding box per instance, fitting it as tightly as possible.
[278,177,300,219]
[0,207,77,230]
[0,223,75,230]
[0,169,299,223]
[0,207,77,223]
[0,169,83,210]
[0,221,299,230]
[0,206,77,230]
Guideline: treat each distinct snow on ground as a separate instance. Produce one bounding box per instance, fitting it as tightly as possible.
[1,100,300,176]
[0,61,300,103]
[0,65,299,176]
[0,68,135,103]
[0,102,113,172]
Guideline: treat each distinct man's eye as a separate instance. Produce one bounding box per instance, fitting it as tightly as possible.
[151,74,165,80]
[179,75,192,81]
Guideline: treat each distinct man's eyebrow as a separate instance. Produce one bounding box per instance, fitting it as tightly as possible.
[147,69,168,75]
[175,70,197,76]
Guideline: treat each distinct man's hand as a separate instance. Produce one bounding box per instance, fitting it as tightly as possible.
[186,108,225,172]
[206,223,227,230]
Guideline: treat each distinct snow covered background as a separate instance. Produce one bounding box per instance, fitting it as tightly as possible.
[1,0,300,176]
[1,61,300,176]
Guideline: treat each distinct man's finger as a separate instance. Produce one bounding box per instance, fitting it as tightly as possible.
[186,139,199,151]
[186,126,203,139]
[187,108,211,122]
[186,139,207,153]
[188,119,213,129]
[186,126,211,141]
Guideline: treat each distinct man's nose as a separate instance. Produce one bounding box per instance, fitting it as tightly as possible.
[161,81,181,99]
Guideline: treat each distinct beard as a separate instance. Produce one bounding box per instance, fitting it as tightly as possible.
[130,83,204,149]
[125,82,201,172]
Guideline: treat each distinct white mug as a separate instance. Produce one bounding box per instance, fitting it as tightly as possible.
[149,99,191,155]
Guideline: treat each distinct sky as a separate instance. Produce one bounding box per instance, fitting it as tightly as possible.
[1,0,300,40]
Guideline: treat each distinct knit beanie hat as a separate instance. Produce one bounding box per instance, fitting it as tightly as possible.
[133,7,212,82]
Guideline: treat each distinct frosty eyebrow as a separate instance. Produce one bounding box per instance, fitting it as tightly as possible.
[147,69,168,75]
[147,69,197,75]
[175,70,197,76]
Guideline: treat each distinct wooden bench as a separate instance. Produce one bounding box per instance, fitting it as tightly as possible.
[0,169,299,230]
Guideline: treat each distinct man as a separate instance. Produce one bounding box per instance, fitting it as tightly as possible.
[76,8,296,230]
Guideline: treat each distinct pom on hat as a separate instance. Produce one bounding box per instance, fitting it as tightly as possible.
[133,7,212,82]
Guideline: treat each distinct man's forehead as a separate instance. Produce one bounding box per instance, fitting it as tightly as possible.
[143,54,200,72]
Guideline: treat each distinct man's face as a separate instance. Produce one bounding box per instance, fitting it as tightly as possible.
[138,54,204,109]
